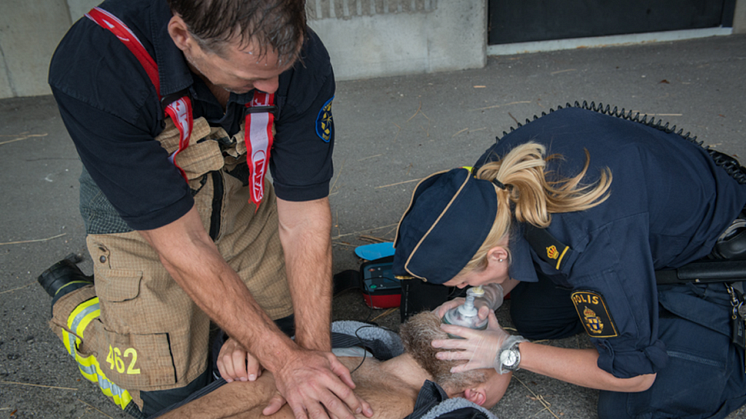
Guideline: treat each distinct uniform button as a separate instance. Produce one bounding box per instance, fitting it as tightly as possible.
[100,255,107,263]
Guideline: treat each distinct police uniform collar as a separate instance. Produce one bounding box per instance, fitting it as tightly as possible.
[508,227,539,283]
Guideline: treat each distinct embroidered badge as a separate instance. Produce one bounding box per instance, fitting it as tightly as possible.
[571,290,618,338]
[547,245,560,260]
[315,97,334,142]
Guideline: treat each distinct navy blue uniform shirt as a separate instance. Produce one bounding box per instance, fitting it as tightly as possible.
[48,0,335,231]
[475,107,746,379]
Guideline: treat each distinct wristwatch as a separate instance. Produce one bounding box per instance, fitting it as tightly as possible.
[496,335,528,374]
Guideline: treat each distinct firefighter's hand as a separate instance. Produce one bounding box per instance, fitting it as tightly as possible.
[217,337,262,383]
[264,348,373,419]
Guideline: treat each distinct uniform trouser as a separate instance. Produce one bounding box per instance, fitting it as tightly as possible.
[511,276,746,419]
[48,180,294,417]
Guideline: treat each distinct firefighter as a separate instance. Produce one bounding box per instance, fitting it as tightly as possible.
[40,0,370,418]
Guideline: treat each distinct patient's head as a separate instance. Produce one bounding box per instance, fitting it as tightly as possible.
[399,312,487,395]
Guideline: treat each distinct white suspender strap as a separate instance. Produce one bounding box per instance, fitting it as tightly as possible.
[245,91,276,208]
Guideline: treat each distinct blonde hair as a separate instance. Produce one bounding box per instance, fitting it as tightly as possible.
[462,142,612,273]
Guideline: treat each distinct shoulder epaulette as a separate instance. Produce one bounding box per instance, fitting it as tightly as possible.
[523,224,573,271]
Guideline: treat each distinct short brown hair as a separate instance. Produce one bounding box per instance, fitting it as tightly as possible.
[167,0,306,62]
[399,312,486,393]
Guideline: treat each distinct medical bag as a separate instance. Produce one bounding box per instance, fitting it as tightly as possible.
[359,256,402,309]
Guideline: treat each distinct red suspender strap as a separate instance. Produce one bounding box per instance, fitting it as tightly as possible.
[85,8,160,92]
[163,97,193,182]
[85,7,191,182]
[87,7,274,197]
[245,91,276,208]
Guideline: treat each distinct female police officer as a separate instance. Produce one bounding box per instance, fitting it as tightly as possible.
[391,104,746,418]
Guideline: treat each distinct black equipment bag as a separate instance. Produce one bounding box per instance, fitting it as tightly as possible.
[399,279,468,323]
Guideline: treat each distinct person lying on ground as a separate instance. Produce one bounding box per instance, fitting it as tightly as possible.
[158,312,510,419]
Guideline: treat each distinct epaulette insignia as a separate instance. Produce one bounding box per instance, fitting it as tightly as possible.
[524,224,572,271]
[571,290,618,338]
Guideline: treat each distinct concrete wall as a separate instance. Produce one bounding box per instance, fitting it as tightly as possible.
[0,0,72,98]
[736,0,746,34]
[0,0,98,98]
[0,0,486,98]
[67,0,103,23]
[0,0,744,99]
[307,0,487,80]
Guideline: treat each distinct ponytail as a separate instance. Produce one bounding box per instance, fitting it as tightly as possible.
[461,142,612,273]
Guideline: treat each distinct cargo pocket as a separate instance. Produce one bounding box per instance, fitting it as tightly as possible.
[92,269,178,390]
[87,233,210,389]
[92,320,177,389]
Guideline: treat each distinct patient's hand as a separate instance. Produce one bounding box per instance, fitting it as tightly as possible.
[217,337,263,383]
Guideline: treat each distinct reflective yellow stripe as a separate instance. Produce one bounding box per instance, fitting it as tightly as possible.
[74,305,100,338]
[555,246,569,270]
[61,297,133,410]
[63,297,100,357]
[54,280,91,296]
[61,327,76,356]
[76,351,133,409]
[67,297,99,332]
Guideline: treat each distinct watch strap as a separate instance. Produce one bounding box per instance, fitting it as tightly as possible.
[495,335,528,374]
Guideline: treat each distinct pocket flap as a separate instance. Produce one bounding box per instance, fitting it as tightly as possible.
[100,269,143,302]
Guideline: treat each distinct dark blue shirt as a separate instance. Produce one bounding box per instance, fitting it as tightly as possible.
[476,107,746,378]
[48,0,335,231]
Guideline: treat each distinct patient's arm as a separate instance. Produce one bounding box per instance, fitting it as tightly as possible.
[158,357,417,419]
[158,373,290,419]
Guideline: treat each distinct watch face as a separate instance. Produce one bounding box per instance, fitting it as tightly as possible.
[500,348,518,367]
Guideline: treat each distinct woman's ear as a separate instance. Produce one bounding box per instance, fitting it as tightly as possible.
[487,246,508,263]
[463,387,487,406]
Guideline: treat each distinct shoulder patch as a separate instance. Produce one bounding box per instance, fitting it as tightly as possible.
[315,97,334,142]
[571,290,618,338]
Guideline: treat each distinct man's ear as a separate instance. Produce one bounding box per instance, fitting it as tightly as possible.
[463,388,487,406]
[168,15,192,52]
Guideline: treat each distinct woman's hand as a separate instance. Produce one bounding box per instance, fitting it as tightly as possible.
[431,311,510,372]
[216,337,263,382]
[432,296,495,321]
[432,299,464,319]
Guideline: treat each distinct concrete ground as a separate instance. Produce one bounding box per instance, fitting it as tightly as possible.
[1,33,746,418]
